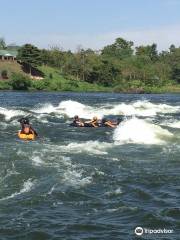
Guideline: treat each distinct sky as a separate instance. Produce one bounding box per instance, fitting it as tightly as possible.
[0,0,180,51]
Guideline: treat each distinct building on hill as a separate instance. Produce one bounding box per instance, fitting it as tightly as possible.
[0,50,17,61]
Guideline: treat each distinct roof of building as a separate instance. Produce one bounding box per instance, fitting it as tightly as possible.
[0,49,17,57]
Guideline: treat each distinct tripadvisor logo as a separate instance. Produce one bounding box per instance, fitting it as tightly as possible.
[135,227,143,236]
[134,226,174,236]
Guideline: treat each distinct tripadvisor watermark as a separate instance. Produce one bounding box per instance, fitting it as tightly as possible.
[134,226,174,236]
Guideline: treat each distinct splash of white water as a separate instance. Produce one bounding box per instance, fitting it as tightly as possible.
[113,118,173,144]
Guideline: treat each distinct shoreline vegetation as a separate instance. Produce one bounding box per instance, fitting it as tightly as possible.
[0,37,180,93]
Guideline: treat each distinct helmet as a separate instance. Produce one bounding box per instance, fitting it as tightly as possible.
[23,118,29,124]
[19,117,29,124]
[74,115,79,119]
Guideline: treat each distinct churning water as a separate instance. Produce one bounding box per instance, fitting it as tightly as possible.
[0,92,179,239]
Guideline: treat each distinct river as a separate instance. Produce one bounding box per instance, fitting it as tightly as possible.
[0,92,179,239]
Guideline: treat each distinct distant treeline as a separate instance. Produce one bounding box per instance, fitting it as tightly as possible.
[1,37,180,92]
[40,38,180,90]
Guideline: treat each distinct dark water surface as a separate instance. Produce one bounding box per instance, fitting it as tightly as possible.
[0,92,179,239]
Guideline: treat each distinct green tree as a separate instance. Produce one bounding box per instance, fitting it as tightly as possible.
[17,44,42,75]
[135,43,158,62]
[101,37,134,59]
[169,44,176,53]
[49,47,65,70]
[160,46,180,83]
[87,59,120,86]
[41,49,50,65]
[169,47,180,83]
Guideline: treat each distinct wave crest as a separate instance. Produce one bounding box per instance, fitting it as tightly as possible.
[113,118,173,144]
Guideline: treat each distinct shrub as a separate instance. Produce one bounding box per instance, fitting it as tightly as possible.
[11,73,31,90]
[113,85,125,92]
[0,80,11,90]
[31,80,45,90]
[31,79,50,90]
[48,81,62,91]
[1,70,8,79]
[67,80,79,88]
[49,73,53,79]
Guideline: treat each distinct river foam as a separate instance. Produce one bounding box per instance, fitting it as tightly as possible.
[0,107,25,121]
[1,99,179,122]
[113,118,173,144]
[31,100,180,119]
[58,141,112,155]
[0,179,34,201]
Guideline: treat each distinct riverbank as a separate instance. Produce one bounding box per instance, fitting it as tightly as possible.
[0,63,180,93]
[0,63,110,92]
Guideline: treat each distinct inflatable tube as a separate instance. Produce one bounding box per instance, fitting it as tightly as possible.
[69,121,124,128]
[69,123,94,127]
[84,123,94,127]
[70,123,80,127]
[69,123,93,128]
[18,131,35,140]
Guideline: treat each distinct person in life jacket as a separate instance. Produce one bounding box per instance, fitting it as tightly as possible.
[100,116,124,128]
[101,118,116,128]
[18,118,38,136]
[84,116,100,127]
[72,115,84,127]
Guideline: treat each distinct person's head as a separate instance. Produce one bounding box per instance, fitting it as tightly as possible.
[24,118,29,124]
[74,115,79,120]
[19,117,29,125]
[93,116,98,121]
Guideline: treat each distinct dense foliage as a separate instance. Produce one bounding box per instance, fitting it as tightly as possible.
[0,37,180,92]
[17,44,42,74]
[39,38,180,91]
[10,73,31,90]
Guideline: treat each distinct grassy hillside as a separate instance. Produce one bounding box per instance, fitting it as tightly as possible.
[0,61,180,92]
[0,61,24,77]
[35,65,112,92]
[0,62,111,91]
[0,61,26,89]
[37,66,180,93]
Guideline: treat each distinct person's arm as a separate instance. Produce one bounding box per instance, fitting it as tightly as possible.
[91,122,98,127]
[111,121,117,125]
[77,120,84,127]
[30,126,38,136]
[80,121,84,126]
[21,123,24,130]
[84,120,98,127]
[105,121,116,128]
[84,120,91,124]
